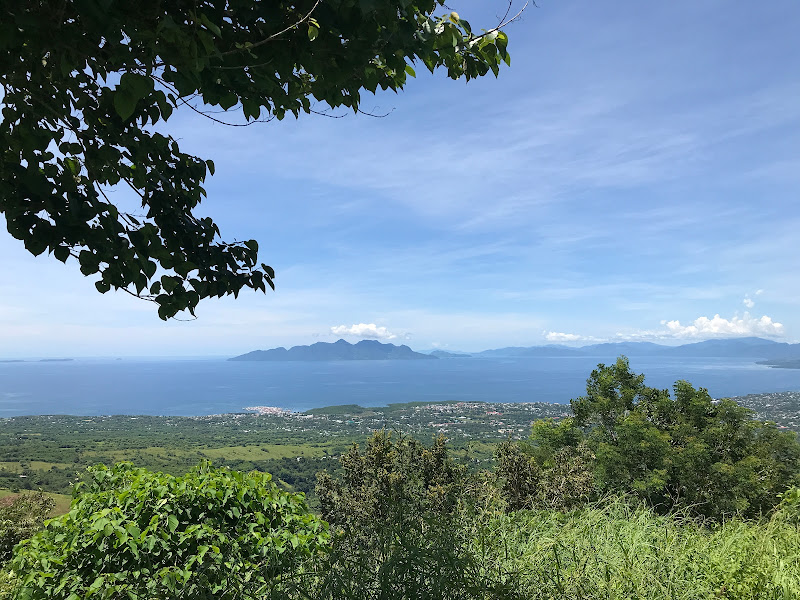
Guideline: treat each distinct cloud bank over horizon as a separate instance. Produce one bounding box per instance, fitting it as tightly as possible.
[330,323,397,340]
[661,313,784,339]
[545,312,786,346]
[609,313,786,342]
[544,331,599,343]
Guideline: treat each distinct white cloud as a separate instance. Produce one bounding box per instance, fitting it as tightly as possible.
[613,312,786,342]
[544,331,598,343]
[743,297,755,308]
[755,289,764,295]
[330,323,397,340]
[660,312,783,339]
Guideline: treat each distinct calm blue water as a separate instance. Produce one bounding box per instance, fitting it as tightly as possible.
[1,356,799,416]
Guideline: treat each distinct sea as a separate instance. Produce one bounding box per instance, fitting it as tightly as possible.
[2,356,800,417]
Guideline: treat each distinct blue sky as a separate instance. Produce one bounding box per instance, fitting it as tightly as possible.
[2,0,799,357]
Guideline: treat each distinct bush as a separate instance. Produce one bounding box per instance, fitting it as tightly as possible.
[776,487,800,524]
[0,492,54,564]
[315,431,519,600]
[12,462,328,599]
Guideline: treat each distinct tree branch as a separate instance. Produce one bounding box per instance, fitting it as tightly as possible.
[218,0,323,58]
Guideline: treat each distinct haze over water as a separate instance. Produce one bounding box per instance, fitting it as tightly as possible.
[2,356,800,417]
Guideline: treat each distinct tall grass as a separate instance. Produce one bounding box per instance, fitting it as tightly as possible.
[478,497,800,600]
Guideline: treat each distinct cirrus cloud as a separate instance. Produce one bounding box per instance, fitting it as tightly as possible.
[330,323,397,340]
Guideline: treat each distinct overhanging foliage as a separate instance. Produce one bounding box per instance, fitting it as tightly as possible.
[0,0,516,318]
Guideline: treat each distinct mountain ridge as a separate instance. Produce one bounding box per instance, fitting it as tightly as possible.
[229,339,437,362]
[475,337,800,359]
[230,337,800,362]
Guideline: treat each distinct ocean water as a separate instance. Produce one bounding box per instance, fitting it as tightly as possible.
[1,356,800,417]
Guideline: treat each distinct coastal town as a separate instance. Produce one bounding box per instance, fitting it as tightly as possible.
[242,390,800,439]
[243,400,572,439]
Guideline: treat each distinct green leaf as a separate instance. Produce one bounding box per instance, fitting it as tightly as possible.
[54,245,70,263]
[167,514,179,533]
[199,13,222,36]
[308,25,319,41]
[218,93,238,110]
[404,64,416,77]
[24,236,48,257]
[64,157,81,176]
[113,90,138,121]
[144,260,157,278]
[359,0,380,14]
[120,73,154,101]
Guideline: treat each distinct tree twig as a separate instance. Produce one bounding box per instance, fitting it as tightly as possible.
[218,0,323,57]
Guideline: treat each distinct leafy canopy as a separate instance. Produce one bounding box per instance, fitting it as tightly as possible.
[0,0,514,318]
[13,462,328,599]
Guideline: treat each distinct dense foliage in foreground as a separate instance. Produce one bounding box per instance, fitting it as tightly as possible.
[13,464,327,599]
[4,360,800,598]
[7,465,800,599]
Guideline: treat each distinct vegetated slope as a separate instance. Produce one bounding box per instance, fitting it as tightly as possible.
[5,419,800,600]
[230,339,437,361]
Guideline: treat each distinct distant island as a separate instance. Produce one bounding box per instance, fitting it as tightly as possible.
[230,339,437,362]
[757,359,800,369]
[0,358,74,363]
[429,350,471,358]
[473,337,800,360]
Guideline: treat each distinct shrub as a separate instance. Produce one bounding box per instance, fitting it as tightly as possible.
[0,492,54,564]
[12,462,328,599]
[315,431,518,600]
[776,486,800,524]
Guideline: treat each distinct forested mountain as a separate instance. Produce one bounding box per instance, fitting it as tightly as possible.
[230,339,436,361]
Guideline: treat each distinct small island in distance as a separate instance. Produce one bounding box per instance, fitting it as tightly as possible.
[429,350,472,358]
[229,339,436,361]
[0,358,74,363]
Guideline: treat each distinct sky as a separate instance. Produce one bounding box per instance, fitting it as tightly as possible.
[1,0,799,358]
